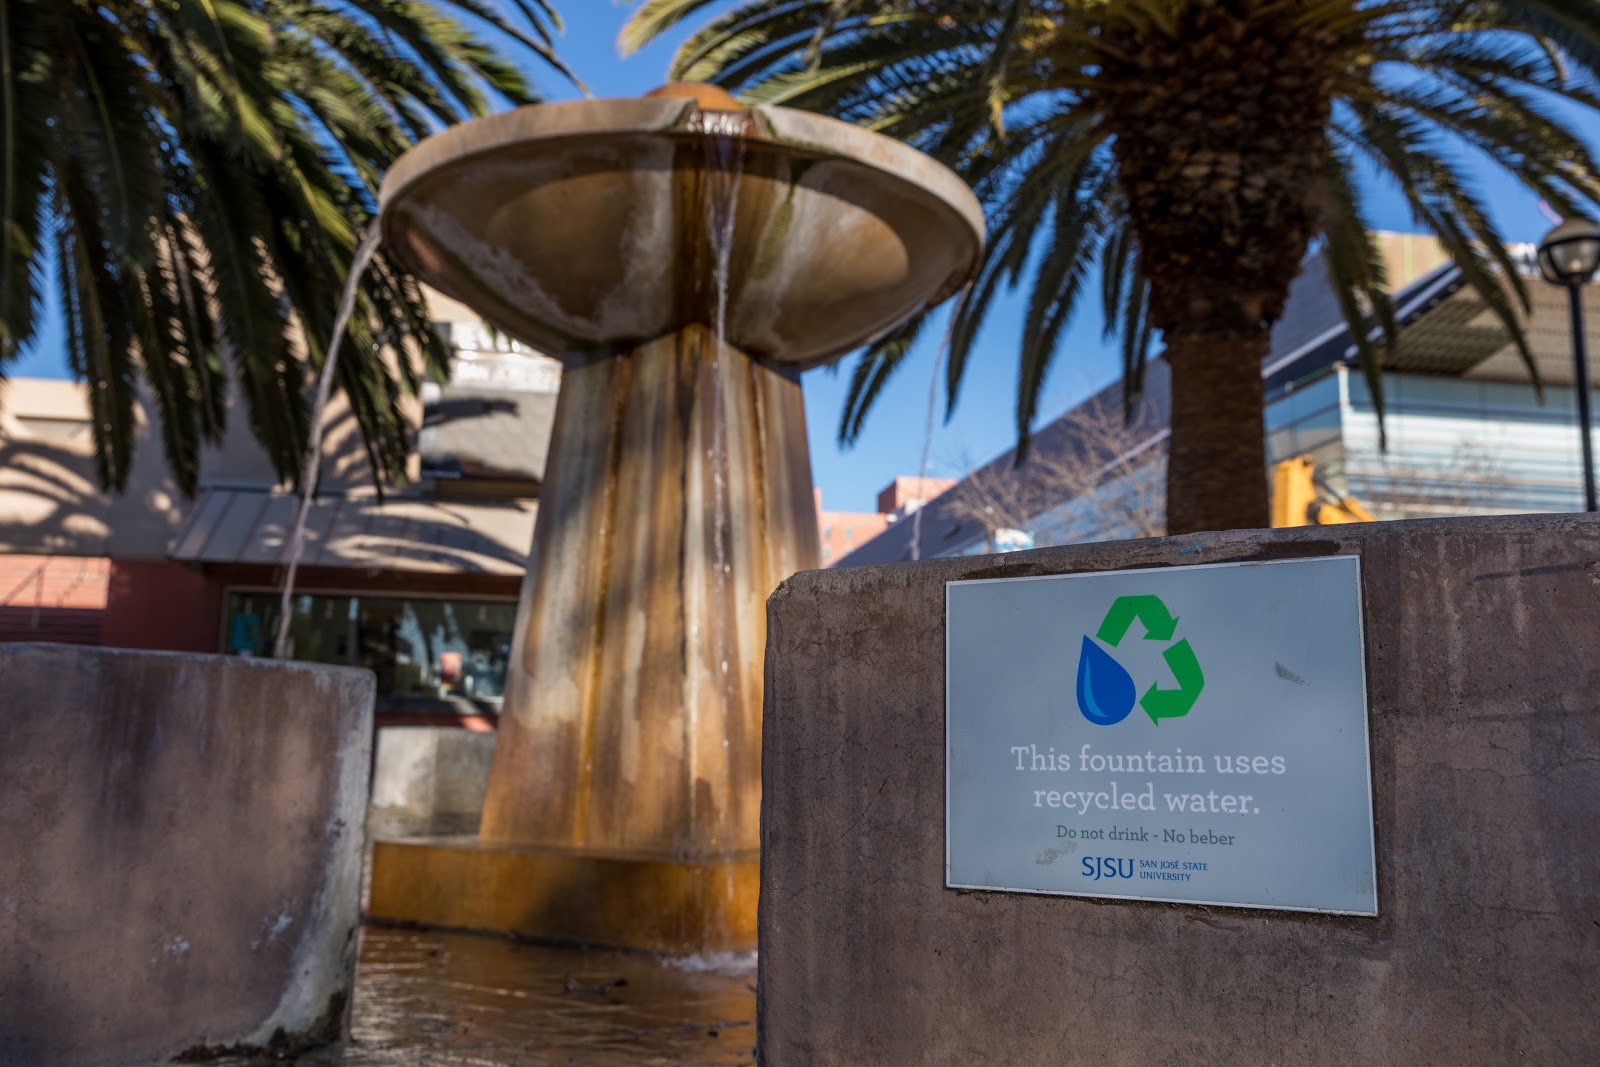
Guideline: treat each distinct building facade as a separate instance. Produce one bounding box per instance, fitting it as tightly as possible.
[0,290,556,725]
[838,233,1600,565]
[814,476,954,564]
[0,283,950,714]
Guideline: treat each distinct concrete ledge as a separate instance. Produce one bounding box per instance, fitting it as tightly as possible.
[760,515,1600,1064]
[0,645,374,1067]
[369,837,758,953]
[369,726,495,838]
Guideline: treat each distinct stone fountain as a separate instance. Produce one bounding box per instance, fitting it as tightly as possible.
[367,84,982,952]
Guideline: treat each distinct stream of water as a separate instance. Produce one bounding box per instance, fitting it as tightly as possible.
[697,114,749,940]
[274,226,385,659]
[909,311,961,562]
[704,120,744,676]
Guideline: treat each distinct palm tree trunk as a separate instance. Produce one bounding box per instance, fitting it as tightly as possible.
[1162,328,1269,534]
[1098,1,1340,534]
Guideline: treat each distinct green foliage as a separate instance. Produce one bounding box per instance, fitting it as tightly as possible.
[624,0,1600,453]
[0,0,573,494]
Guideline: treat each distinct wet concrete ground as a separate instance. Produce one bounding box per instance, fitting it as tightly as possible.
[217,927,757,1066]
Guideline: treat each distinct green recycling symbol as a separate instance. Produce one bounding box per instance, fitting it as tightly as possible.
[1076,595,1205,727]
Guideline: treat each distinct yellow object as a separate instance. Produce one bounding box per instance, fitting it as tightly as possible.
[369,837,758,953]
[1270,456,1377,528]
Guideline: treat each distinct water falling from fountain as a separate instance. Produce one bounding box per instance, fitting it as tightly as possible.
[696,110,748,953]
[274,226,385,659]
[909,301,967,562]
[704,118,744,645]
[698,111,746,350]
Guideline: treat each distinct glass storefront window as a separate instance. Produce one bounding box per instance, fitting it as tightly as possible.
[224,592,516,708]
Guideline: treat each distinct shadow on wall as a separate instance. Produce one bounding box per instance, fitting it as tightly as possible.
[0,364,474,564]
[0,375,403,560]
[0,436,186,558]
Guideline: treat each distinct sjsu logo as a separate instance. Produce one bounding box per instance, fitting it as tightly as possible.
[1076,595,1204,727]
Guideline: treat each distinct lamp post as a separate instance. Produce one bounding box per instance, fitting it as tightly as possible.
[1537,217,1600,513]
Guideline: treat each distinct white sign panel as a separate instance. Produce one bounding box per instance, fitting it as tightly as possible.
[945,556,1376,915]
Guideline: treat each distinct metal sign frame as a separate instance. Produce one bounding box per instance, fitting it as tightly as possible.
[944,555,1378,916]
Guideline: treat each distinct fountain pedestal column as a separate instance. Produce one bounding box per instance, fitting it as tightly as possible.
[485,325,819,854]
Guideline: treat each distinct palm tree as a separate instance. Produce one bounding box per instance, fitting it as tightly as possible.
[623,0,1600,533]
[0,0,573,495]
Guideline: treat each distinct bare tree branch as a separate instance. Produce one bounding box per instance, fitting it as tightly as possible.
[944,395,1167,550]
[1356,438,1513,518]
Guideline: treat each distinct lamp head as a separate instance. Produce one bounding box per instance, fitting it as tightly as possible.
[1537,217,1600,287]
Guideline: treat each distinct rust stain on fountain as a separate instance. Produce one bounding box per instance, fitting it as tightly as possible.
[643,81,746,112]
[369,85,982,952]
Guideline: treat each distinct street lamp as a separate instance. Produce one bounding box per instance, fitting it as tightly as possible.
[1537,217,1600,512]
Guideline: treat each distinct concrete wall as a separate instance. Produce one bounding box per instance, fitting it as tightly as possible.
[760,515,1600,1065]
[370,726,495,837]
[0,645,374,1067]
[0,374,409,562]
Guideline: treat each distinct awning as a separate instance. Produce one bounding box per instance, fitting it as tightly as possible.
[168,489,535,576]
[1377,267,1600,385]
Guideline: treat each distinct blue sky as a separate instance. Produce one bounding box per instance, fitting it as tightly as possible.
[14,2,1591,511]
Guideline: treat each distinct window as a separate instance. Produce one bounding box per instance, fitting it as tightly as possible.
[224,592,516,707]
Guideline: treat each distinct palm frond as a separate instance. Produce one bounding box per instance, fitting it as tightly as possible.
[1014,165,1114,455]
[1493,0,1600,77]
[0,0,54,362]
[2,0,574,493]
[839,312,928,444]
[1317,142,1396,444]
[626,0,1600,470]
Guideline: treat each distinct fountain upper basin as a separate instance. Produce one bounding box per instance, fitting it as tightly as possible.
[378,96,984,367]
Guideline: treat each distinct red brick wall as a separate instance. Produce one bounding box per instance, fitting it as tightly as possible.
[102,560,225,653]
[817,509,890,566]
[876,476,956,514]
[0,555,110,645]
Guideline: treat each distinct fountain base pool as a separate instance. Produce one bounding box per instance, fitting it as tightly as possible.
[371,838,757,953]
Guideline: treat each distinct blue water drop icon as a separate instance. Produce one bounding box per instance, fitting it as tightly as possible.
[1076,635,1136,726]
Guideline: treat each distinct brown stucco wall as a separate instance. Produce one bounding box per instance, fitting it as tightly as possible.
[0,645,374,1066]
[759,514,1600,1065]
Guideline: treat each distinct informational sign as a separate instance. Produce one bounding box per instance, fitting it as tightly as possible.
[946,556,1376,915]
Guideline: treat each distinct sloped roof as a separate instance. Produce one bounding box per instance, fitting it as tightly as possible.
[168,489,534,575]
